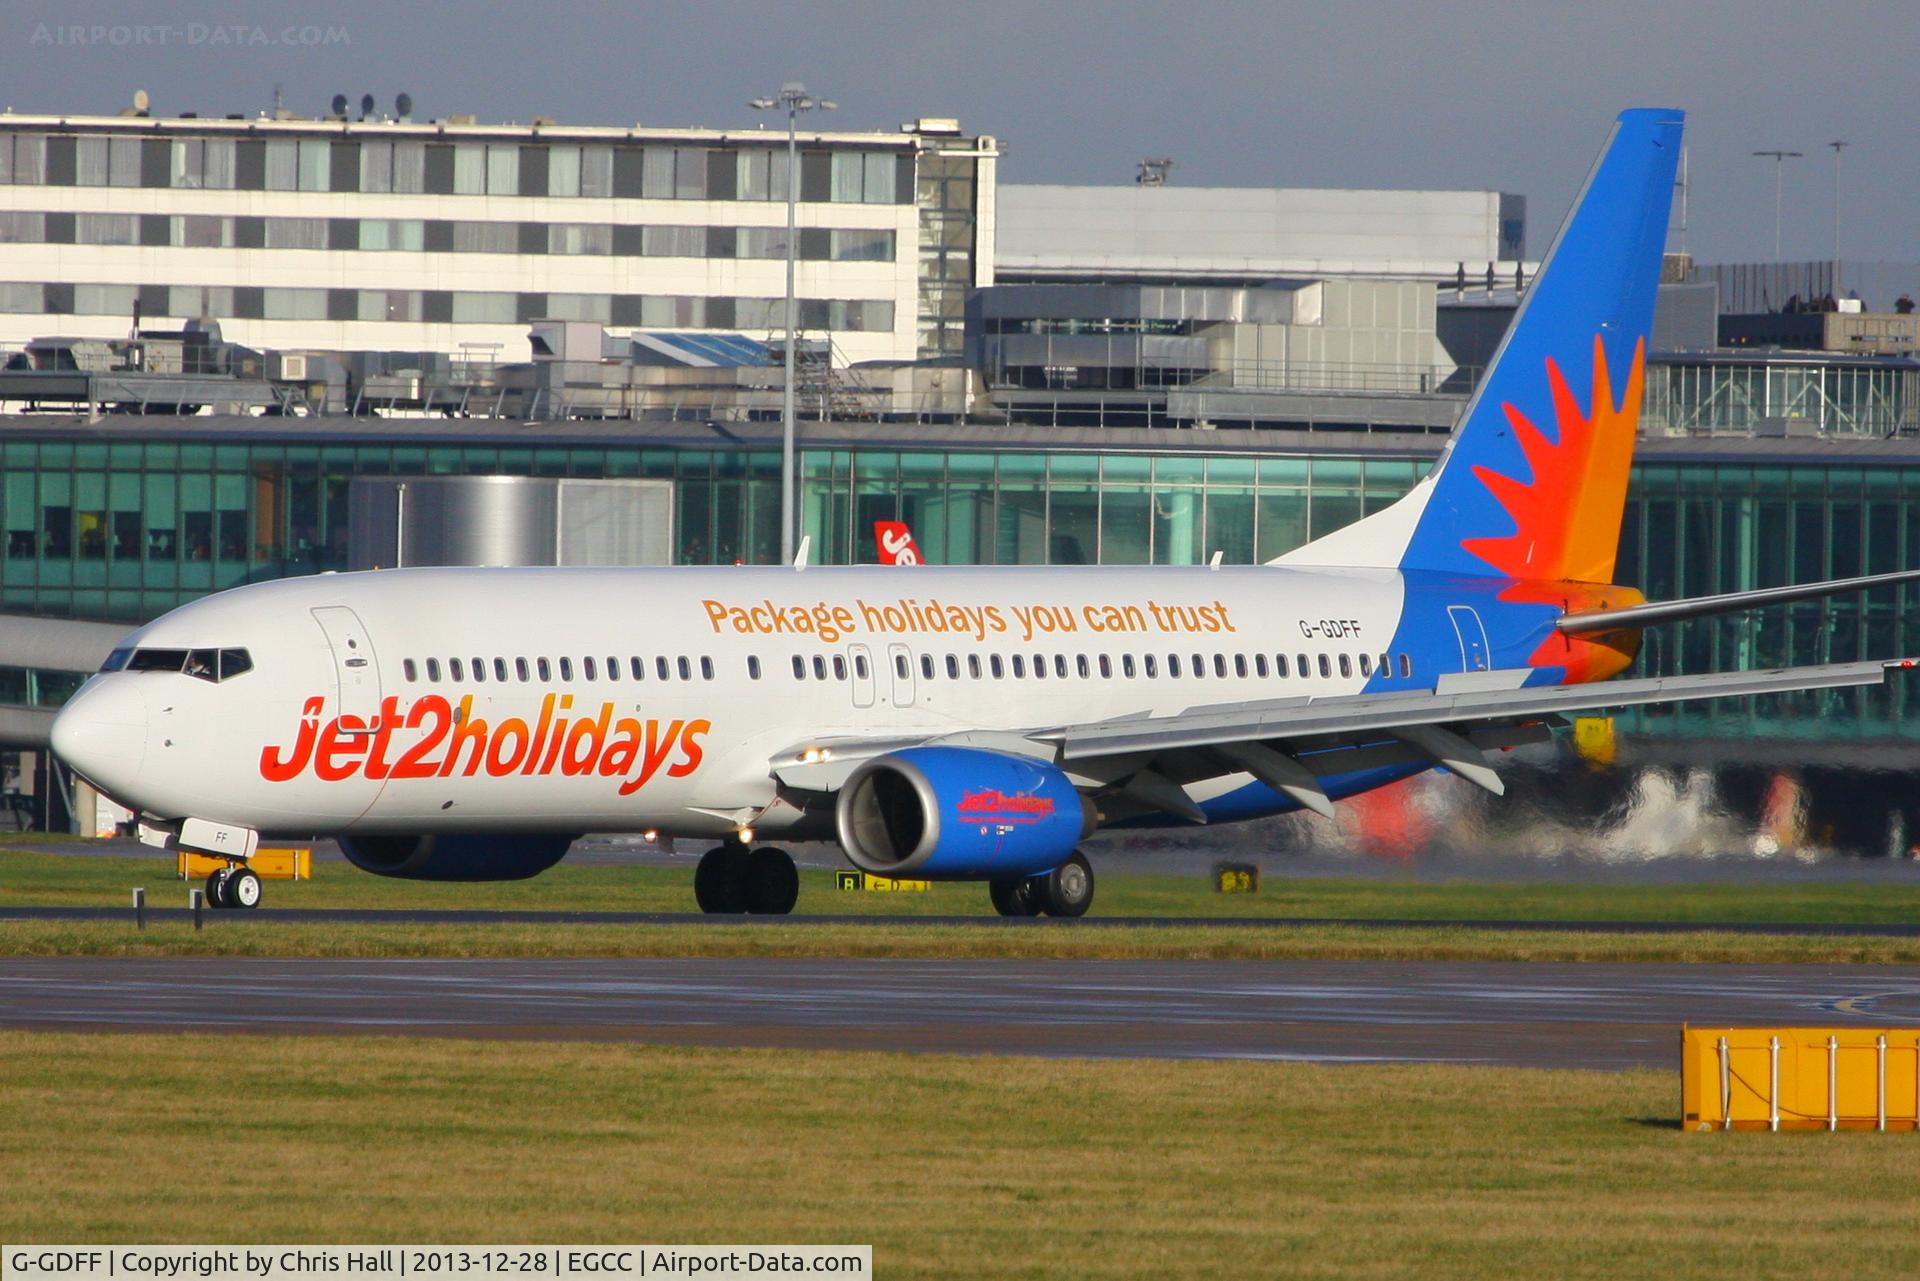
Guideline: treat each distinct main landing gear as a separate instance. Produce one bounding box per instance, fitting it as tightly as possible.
[694,840,800,915]
[204,862,262,910]
[989,850,1094,919]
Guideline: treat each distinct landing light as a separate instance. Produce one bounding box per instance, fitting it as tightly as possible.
[799,747,834,764]
[738,826,755,844]
[641,829,659,842]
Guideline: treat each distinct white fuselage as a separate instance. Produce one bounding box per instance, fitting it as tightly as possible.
[55,563,1425,839]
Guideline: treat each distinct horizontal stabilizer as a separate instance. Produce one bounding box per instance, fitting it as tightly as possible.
[1558,567,1920,634]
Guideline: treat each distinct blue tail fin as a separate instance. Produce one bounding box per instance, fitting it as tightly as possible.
[1279,108,1683,583]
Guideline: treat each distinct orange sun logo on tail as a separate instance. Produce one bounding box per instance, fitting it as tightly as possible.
[1462,335,1648,684]
[1462,334,1645,586]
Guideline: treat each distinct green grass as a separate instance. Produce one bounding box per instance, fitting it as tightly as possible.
[7,920,1920,964]
[4,1031,1918,1279]
[10,846,1920,924]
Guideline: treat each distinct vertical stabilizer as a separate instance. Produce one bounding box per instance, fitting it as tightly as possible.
[1277,109,1683,583]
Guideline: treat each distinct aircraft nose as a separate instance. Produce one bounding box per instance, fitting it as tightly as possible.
[50,678,148,792]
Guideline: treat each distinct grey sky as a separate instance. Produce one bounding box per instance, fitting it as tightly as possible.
[7,0,1916,266]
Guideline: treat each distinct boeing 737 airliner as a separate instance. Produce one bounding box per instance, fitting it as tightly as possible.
[50,110,1920,917]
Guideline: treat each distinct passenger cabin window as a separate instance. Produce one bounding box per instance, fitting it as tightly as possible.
[990,655,1004,679]
[1054,655,1068,678]
[967,655,981,679]
[584,657,596,681]
[1235,655,1248,678]
[1339,654,1352,678]
[1276,654,1290,677]
[1167,655,1181,677]
[494,658,508,682]
[792,655,806,679]
[812,656,826,680]
[748,656,762,680]
[426,658,442,682]
[1297,653,1310,675]
[1121,654,1135,678]
[656,657,670,680]
[1033,655,1046,680]
[1098,655,1112,678]
[472,656,487,683]
[894,654,908,678]
[1318,655,1331,678]
[1255,654,1268,678]
[920,655,934,680]
[1144,654,1157,678]
[1359,654,1373,676]
[403,659,418,683]
[946,655,960,679]
[536,658,552,681]
[1399,653,1413,679]
[856,654,870,679]
[630,657,645,680]
[1012,655,1025,678]
[678,657,692,681]
[832,656,845,681]
[450,658,465,681]
[515,658,530,682]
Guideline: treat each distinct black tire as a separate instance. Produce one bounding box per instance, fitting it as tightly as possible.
[693,845,751,914]
[1037,851,1094,918]
[989,876,1040,917]
[745,847,800,915]
[205,868,232,910]
[227,867,263,910]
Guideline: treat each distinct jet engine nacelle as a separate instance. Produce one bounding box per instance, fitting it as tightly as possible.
[337,832,575,881]
[835,746,1095,879]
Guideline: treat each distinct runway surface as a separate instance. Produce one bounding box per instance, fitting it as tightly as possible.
[4,957,1918,1068]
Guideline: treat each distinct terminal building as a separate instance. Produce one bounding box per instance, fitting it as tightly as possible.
[4,104,1920,848]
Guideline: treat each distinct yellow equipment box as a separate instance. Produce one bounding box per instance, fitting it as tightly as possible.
[177,847,312,881]
[835,870,930,892]
[1682,1025,1920,1131]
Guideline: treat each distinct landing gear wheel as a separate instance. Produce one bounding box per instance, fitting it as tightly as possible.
[745,847,800,916]
[205,867,233,910]
[1036,851,1094,918]
[989,876,1041,917]
[693,844,751,914]
[226,866,262,910]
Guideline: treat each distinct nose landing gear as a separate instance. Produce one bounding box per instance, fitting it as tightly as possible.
[204,862,262,910]
[694,840,799,915]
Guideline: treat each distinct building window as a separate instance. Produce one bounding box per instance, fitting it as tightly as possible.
[452,144,485,195]
[580,146,613,197]
[265,218,328,251]
[452,222,516,253]
[297,139,329,191]
[549,223,611,255]
[75,213,137,245]
[264,139,298,190]
[547,145,581,197]
[486,145,518,195]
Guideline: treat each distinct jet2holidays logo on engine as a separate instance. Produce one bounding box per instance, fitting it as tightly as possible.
[258,693,709,794]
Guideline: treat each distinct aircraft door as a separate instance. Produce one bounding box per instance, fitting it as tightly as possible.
[311,605,382,723]
[885,642,916,707]
[849,644,876,708]
[1446,605,1491,672]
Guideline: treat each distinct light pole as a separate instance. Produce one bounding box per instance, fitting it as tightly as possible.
[1828,140,1849,297]
[1752,149,1803,265]
[751,83,834,563]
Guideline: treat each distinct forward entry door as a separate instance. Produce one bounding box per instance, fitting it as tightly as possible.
[311,605,382,724]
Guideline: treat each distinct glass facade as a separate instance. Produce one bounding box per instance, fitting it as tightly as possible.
[4,430,1917,742]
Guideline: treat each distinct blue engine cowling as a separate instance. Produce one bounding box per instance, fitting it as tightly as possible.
[338,833,576,881]
[835,746,1095,879]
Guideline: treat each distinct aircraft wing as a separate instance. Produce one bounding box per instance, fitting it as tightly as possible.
[1044,658,1908,759]
[771,658,1911,820]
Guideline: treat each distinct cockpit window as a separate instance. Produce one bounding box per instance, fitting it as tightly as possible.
[121,646,252,682]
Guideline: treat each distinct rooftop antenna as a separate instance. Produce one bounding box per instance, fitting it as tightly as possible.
[395,92,413,123]
[359,92,375,121]
[330,93,349,120]
[272,82,285,118]
[1136,156,1174,186]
